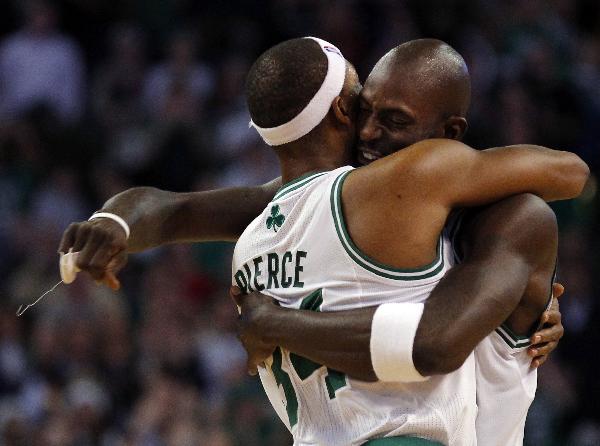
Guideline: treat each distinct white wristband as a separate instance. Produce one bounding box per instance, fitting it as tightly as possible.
[370,302,428,382]
[89,212,130,239]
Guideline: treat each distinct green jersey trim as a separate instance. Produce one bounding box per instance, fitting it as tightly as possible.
[495,324,531,348]
[273,171,328,201]
[330,170,445,281]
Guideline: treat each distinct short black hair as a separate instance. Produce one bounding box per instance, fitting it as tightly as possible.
[246,38,328,128]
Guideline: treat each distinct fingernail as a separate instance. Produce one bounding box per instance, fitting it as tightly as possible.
[230,286,241,296]
[533,336,541,343]
[531,349,538,356]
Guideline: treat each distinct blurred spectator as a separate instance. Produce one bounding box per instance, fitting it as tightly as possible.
[143,30,214,124]
[93,24,147,131]
[0,0,85,124]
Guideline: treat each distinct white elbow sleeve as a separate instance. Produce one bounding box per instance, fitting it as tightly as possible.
[370,302,428,382]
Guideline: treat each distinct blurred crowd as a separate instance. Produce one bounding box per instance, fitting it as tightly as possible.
[0,0,598,445]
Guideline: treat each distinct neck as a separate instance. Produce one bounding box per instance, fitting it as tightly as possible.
[277,139,352,185]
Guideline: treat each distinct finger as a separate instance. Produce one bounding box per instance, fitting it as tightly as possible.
[58,223,79,254]
[531,326,563,346]
[107,250,128,272]
[552,283,565,299]
[88,245,119,281]
[102,271,121,291]
[77,229,111,280]
[531,355,547,368]
[71,224,92,253]
[99,250,128,290]
[540,310,561,327]
[531,341,558,358]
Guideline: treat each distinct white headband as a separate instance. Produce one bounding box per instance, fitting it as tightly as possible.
[249,37,347,146]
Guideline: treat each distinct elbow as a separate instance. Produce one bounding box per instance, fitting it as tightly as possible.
[559,153,590,200]
[413,341,469,376]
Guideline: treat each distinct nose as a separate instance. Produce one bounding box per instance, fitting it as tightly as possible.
[359,114,381,142]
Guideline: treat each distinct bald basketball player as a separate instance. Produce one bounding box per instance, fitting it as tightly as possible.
[58,39,586,445]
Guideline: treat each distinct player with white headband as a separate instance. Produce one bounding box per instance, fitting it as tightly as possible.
[248,37,348,146]
[58,37,587,445]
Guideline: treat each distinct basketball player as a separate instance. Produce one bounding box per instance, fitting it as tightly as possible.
[57,40,584,444]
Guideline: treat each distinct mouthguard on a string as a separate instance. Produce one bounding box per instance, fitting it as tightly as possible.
[15,250,81,317]
[59,249,81,284]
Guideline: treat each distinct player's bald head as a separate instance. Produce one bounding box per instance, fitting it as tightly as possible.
[372,39,470,117]
[357,39,471,164]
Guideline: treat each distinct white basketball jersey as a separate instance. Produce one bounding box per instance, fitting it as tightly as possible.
[474,328,537,446]
[232,167,477,446]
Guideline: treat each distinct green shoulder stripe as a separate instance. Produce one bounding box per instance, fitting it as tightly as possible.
[330,171,445,281]
[273,172,328,201]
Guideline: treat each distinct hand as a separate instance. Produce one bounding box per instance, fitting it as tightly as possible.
[528,282,564,368]
[58,218,128,290]
[230,286,278,376]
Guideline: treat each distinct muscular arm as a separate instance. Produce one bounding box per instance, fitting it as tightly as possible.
[236,194,558,381]
[342,139,585,271]
[396,139,589,206]
[413,194,558,375]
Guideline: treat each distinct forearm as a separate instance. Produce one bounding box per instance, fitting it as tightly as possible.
[100,180,280,252]
[482,145,589,202]
[264,306,378,381]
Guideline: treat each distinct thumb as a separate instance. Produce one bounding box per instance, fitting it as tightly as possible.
[104,271,121,291]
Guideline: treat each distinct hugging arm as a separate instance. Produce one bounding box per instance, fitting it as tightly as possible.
[402,139,589,207]
[234,194,559,381]
[412,194,558,375]
[59,178,281,288]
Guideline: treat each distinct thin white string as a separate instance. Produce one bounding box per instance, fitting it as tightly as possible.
[16,280,64,317]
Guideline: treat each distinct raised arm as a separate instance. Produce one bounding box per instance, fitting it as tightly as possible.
[59,178,280,287]
[234,194,558,381]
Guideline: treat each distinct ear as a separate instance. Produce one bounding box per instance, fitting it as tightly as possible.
[443,116,468,140]
[332,96,352,127]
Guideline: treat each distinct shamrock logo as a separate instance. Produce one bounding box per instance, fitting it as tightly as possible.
[266,205,285,232]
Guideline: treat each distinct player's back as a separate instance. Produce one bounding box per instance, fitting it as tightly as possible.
[232,166,477,446]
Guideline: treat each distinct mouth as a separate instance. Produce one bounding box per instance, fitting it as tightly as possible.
[357,147,383,165]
